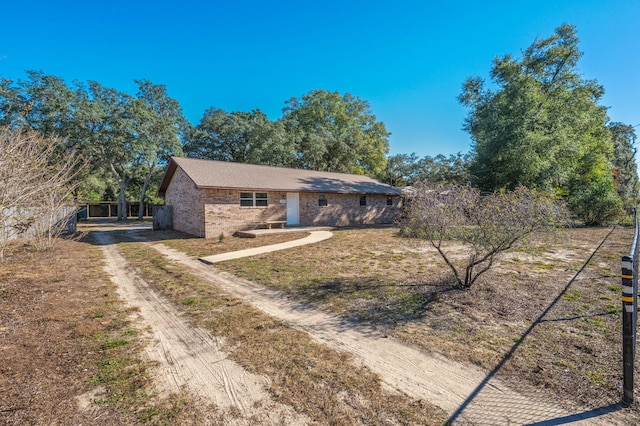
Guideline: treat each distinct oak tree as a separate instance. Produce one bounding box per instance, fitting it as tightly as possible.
[459,24,620,224]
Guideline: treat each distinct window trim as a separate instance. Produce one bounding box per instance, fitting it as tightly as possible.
[387,196,393,206]
[318,194,328,207]
[359,195,367,206]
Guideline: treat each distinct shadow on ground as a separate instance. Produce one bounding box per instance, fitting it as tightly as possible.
[297,276,460,325]
[78,218,195,245]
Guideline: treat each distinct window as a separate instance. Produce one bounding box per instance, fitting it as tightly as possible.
[255,192,268,206]
[240,192,268,207]
[318,194,327,206]
[359,195,367,206]
[387,196,393,206]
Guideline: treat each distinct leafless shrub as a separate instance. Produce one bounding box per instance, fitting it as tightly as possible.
[0,127,85,258]
[400,183,568,288]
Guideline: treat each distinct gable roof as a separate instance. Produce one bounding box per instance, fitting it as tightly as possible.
[158,157,402,196]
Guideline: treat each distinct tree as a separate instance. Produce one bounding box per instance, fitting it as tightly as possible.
[282,89,390,178]
[0,72,194,218]
[0,72,113,201]
[415,153,471,185]
[185,108,296,167]
[0,127,84,258]
[77,81,139,220]
[609,122,639,202]
[459,24,618,223]
[383,152,471,187]
[131,80,187,220]
[0,77,24,127]
[383,153,421,187]
[6,71,77,138]
[400,184,567,288]
[568,176,623,226]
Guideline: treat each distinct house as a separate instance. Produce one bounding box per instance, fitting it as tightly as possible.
[157,157,403,238]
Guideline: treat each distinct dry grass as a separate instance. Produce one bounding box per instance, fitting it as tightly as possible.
[5,222,639,423]
[127,228,311,259]
[119,241,446,425]
[178,225,640,416]
[0,238,209,425]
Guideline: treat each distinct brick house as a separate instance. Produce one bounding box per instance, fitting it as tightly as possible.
[157,157,403,238]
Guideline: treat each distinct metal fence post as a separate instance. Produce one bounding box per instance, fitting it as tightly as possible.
[622,255,636,405]
[622,207,639,406]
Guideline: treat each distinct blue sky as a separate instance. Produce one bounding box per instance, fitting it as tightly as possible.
[1,0,638,158]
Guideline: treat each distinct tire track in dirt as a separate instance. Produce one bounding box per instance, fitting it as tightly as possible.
[150,241,629,425]
[96,231,309,425]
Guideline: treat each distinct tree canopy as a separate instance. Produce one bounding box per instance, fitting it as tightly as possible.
[184,108,295,167]
[459,24,628,223]
[281,89,390,178]
[609,122,639,202]
[186,89,391,179]
[384,152,471,187]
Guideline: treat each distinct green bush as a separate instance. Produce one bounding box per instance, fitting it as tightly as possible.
[568,177,623,226]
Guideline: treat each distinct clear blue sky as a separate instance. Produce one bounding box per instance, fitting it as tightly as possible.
[1,0,638,158]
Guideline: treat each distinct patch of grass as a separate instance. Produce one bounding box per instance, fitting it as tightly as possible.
[553,359,577,370]
[563,289,582,302]
[101,339,129,350]
[585,368,611,387]
[534,261,556,269]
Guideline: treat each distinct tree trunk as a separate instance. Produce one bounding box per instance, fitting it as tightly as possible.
[138,161,156,221]
[117,179,128,221]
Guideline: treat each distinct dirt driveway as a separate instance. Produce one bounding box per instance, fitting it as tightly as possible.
[96,221,629,425]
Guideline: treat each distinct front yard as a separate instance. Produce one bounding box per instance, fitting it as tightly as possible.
[165,225,638,414]
[3,222,639,423]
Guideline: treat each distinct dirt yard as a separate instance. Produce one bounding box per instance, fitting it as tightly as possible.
[2,219,640,425]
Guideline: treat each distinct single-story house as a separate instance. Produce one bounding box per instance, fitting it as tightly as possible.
[157,157,403,238]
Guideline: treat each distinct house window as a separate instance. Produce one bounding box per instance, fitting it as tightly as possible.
[240,192,268,207]
[359,195,367,206]
[387,196,393,206]
[318,194,327,206]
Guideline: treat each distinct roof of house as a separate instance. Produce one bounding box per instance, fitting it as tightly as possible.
[158,157,402,196]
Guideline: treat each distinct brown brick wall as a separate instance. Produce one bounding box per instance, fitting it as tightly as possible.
[204,190,287,238]
[299,193,400,227]
[164,167,205,237]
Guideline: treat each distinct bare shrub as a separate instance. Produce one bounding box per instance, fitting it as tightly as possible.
[0,127,85,258]
[400,183,568,288]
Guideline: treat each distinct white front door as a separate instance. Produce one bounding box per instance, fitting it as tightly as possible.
[286,193,299,225]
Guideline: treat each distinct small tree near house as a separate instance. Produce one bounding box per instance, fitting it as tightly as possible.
[399,183,567,288]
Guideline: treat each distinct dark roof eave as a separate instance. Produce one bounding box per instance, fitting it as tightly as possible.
[157,159,179,197]
[195,185,402,195]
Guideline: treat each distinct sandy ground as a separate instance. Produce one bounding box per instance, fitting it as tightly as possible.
[93,221,629,425]
[97,230,310,425]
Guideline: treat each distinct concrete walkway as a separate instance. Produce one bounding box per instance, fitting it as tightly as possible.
[199,230,334,264]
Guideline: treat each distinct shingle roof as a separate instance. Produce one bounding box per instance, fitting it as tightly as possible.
[158,157,402,196]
